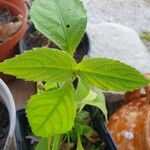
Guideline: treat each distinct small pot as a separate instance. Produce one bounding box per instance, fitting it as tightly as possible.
[0,0,27,61]
[0,79,16,150]
[19,23,90,63]
[16,107,117,150]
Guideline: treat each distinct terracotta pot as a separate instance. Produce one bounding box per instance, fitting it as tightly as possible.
[0,0,27,61]
[108,86,150,150]
[0,0,27,82]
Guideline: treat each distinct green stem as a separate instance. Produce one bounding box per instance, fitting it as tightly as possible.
[48,137,52,150]
[67,133,70,150]
[52,135,61,150]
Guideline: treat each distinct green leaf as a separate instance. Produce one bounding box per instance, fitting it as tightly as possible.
[75,78,90,102]
[78,58,149,92]
[79,90,107,119]
[0,48,76,82]
[78,90,97,112]
[30,0,87,55]
[26,83,76,137]
[77,135,84,150]
[35,138,48,150]
[82,90,107,119]
[44,82,58,91]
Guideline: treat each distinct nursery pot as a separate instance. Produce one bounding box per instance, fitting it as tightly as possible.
[16,107,117,150]
[19,23,90,63]
[0,79,16,150]
[16,109,32,150]
[0,0,27,61]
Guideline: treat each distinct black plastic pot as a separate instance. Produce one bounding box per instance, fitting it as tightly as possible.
[15,109,33,150]
[19,23,90,63]
[86,106,117,150]
[16,108,117,150]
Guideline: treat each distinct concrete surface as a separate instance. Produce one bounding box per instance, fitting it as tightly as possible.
[84,0,150,73]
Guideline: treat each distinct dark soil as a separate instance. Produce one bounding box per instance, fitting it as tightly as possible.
[0,8,17,26]
[0,101,9,150]
[25,31,57,50]
[25,30,88,63]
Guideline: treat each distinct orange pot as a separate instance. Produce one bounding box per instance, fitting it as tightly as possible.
[108,86,150,150]
[0,0,27,61]
[0,0,27,82]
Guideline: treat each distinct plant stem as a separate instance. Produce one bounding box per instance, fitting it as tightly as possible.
[48,137,52,150]
[67,133,70,150]
[52,135,61,150]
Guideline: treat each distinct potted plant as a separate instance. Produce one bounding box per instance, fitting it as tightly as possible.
[0,0,149,149]
[0,0,27,82]
[0,79,16,150]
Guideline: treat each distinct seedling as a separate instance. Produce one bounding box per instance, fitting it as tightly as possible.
[0,0,149,149]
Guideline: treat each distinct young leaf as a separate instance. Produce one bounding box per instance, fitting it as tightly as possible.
[78,90,97,112]
[44,82,58,91]
[84,91,107,119]
[35,138,48,150]
[75,77,90,102]
[26,83,76,137]
[30,0,87,55]
[0,48,76,82]
[78,58,149,92]
[79,90,107,119]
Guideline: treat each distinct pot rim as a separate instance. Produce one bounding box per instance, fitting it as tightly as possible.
[0,79,16,150]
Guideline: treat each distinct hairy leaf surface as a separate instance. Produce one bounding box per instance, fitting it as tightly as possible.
[26,83,76,137]
[30,0,87,54]
[78,58,149,92]
[0,48,76,82]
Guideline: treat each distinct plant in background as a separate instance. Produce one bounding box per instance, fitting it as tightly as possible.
[0,0,149,149]
[141,31,150,41]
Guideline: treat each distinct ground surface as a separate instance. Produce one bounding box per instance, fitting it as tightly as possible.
[84,0,150,33]
[84,0,150,72]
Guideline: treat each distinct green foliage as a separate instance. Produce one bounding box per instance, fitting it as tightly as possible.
[26,83,76,137]
[141,31,150,41]
[35,138,48,150]
[79,90,107,120]
[0,48,76,82]
[43,82,58,91]
[78,58,149,92]
[75,77,90,102]
[30,0,87,55]
[52,135,61,150]
[0,0,149,149]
